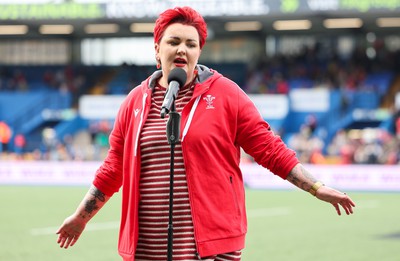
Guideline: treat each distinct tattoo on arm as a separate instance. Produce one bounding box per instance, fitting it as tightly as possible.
[89,187,106,202]
[85,199,99,214]
[82,187,106,217]
[286,164,317,191]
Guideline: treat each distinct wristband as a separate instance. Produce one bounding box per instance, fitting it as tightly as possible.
[309,181,324,196]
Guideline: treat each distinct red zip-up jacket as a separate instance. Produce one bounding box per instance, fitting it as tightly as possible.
[92,65,299,260]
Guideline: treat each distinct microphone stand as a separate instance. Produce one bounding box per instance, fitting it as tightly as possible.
[165,102,181,261]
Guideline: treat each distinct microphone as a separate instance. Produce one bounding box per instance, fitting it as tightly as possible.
[160,68,187,118]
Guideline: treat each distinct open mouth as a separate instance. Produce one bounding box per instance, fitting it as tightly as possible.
[174,58,187,65]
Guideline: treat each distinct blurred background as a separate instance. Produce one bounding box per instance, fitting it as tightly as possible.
[0,1,399,192]
[0,0,399,167]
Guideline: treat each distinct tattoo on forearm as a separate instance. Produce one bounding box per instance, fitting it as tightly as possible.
[85,199,99,214]
[89,187,106,202]
[81,188,106,218]
[287,164,317,191]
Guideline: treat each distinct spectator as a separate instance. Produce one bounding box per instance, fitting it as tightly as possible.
[0,121,12,153]
[13,133,26,157]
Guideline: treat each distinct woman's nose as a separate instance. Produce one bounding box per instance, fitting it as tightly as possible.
[177,44,186,55]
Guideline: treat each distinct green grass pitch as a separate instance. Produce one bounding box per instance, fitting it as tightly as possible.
[0,186,399,261]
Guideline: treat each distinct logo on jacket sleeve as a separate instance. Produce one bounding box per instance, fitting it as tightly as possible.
[203,95,215,109]
[134,108,140,117]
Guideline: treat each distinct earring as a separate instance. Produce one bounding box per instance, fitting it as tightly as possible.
[156,57,161,69]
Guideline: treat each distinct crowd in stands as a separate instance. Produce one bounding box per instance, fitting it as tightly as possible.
[1,44,400,164]
[0,120,112,162]
[0,68,29,92]
[287,122,400,165]
[243,42,400,94]
[0,65,90,107]
[238,111,400,165]
[2,113,400,164]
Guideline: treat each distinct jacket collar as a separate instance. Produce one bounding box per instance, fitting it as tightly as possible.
[145,64,215,92]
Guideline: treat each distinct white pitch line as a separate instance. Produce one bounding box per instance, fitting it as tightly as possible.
[30,221,119,236]
[32,208,291,236]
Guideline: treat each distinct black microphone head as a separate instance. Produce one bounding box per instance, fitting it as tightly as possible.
[168,68,187,87]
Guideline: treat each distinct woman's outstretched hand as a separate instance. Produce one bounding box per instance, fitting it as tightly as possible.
[316,186,356,215]
[56,214,86,249]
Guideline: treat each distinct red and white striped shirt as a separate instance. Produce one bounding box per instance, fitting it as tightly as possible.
[135,83,241,261]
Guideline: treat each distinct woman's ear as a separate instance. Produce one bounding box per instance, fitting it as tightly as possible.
[155,43,161,69]
[154,43,160,55]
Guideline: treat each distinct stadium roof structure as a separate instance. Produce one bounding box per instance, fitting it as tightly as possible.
[0,0,399,39]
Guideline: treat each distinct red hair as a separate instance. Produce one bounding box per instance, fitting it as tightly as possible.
[154,6,207,49]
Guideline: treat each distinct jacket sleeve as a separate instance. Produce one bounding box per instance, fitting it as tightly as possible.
[92,99,128,196]
[235,88,299,179]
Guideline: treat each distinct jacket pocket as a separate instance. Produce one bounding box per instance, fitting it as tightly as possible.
[229,175,240,216]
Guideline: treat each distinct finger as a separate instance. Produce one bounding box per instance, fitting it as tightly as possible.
[333,203,341,216]
[56,228,66,242]
[70,235,80,247]
[347,202,354,214]
[346,202,354,215]
[342,198,355,215]
[343,193,356,207]
[343,204,351,215]
[64,235,74,249]
[338,200,350,215]
[59,235,67,248]
[57,233,63,244]
[55,225,65,235]
[59,231,72,248]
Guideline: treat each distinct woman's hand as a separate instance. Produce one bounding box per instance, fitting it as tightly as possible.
[56,214,87,249]
[286,164,356,216]
[55,185,109,249]
[315,186,356,215]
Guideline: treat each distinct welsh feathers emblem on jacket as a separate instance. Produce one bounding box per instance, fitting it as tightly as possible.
[203,95,215,109]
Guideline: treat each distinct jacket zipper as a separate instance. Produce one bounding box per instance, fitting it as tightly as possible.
[181,95,202,142]
[134,92,147,156]
[181,90,206,259]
